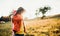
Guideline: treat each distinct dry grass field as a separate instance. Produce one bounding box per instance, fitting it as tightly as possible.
[0,18,60,36]
[0,22,12,36]
[25,18,60,36]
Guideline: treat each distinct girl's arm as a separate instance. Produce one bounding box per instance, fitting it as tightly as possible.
[23,22,26,33]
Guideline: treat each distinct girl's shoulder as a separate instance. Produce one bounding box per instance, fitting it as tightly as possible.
[13,14,23,20]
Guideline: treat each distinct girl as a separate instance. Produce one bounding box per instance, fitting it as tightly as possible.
[12,7,26,36]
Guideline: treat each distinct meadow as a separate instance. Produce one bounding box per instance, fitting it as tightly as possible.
[0,22,12,36]
[0,18,60,36]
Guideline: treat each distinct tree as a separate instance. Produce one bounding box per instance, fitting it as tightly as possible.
[35,6,51,19]
[35,10,38,17]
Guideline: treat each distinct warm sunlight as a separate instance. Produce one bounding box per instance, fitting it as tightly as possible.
[0,0,60,36]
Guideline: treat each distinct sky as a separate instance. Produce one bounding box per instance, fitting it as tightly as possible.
[0,0,60,19]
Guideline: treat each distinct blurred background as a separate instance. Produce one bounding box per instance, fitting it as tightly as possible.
[0,0,60,36]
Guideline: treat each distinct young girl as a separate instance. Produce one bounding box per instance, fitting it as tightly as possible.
[12,7,26,36]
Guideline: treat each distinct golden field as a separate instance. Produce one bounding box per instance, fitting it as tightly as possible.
[0,18,60,36]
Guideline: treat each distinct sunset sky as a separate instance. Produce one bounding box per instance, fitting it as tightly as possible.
[0,0,60,19]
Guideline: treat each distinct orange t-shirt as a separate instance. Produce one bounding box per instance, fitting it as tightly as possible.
[12,14,24,32]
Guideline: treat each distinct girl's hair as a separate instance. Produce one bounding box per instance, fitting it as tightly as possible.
[15,7,25,15]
